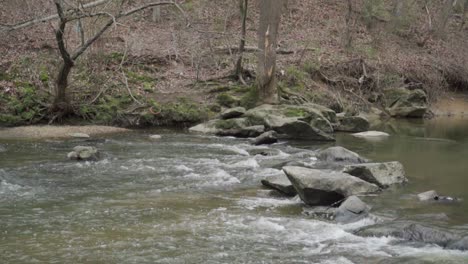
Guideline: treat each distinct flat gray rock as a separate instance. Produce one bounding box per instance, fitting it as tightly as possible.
[316,146,367,163]
[343,161,407,188]
[220,107,246,119]
[283,166,379,206]
[261,174,296,196]
[352,131,390,138]
[335,196,370,223]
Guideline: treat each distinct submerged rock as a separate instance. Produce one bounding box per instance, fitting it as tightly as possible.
[252,131,278,145]
[383,88,428,118]
[417,190,439,201]
[69,133,90,138]
[448,236,468,251]
[355,221,462,249]
[417,190,461,203]
[335,196,370,223]
[283,166,379,206]
[343,161,407,188]
[261,174,296,196]
[335,116,370,132]
[352,131,390,139]
[0,144,5,152]
[67,146,100,161]
[149,134,162,140]
[316,146,367,164]
[220,107,246,119]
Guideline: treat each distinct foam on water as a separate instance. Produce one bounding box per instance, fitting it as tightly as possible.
[237,196,300,210]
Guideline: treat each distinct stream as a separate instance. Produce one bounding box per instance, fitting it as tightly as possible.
[1,118,468,263]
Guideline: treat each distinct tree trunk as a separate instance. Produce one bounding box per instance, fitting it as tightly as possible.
[437,0,456,37]
[52,60,73,112]
[235,0,248,80]
[344,0,353,49]
[256,0,284,105]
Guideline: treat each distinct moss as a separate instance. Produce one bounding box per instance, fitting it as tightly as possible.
[283,108,307,118]
[160,97,209,124]
[143,82,154,93]
[126,70,154,83]
[208,104,222,113]
[239,87,259,109]
[39,66,49,83]
[245,115,265,126]
[215,119,241,130]
[216,93,238,107]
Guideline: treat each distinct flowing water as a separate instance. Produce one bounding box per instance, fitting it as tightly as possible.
[1,118,468,263]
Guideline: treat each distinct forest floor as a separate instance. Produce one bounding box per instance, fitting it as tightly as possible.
[0,0,467,127]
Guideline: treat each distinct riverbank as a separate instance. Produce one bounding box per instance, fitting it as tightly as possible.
[0,125,129,140]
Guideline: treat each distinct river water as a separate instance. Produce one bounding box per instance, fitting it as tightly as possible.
[1,118,468,263]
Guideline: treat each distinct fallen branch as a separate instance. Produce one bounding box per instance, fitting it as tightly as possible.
[214,45,314,55]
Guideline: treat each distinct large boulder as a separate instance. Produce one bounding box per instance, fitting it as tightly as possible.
[335,116,370,132]
[245,104,335,141]
[274,119,334,141]
[343,161,407,188]
[356,221,463,249]
[67,146,100,161]
[283,166,380,206]
[316,146,367,163]
[261,174,296,196]
[417,190,439,201]
[383,88,428,118]
[220,107,246,119]
[189,118,264,138]
[335,196,370,223]
[252,131,278,145]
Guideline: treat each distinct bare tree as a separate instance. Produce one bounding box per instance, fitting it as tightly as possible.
[344,0,353,49]
[49,0,185,114]
[436,0,456,37]
[256,0,285,105]
[235,0,248,84]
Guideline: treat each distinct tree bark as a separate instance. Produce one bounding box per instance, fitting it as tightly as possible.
[256,0,284,105]
[235,0,248,80]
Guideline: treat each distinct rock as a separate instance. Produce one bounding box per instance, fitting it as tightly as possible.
[245,104,335,141]
[316,146,367,163]
[189,119,220,134]
[417,190,439,201]
[261,174,296,196]
[447,237,468,251]
[352,131,390,139]
[335,196,370,223]
[310,117,334,133]
[252,131,278,145]
[247,148,281,156]
[0,144,5,152]
[149,135,162,140]
[69,132,90,138]
[283,166,380,206]
[216,125,265,138]
[275,119,335,141]
[303,206,337,220]
[67,146,99,161]
[220,107,246,119]
[355,221,461,249]
[335,116,370,132]
[383,88,428,118]
[189,118,264,138]
[343,161,407,188]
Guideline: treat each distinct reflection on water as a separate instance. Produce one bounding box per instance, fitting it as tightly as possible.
[0,118,468,263]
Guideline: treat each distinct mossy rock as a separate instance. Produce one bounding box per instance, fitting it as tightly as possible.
[217,93,239,107]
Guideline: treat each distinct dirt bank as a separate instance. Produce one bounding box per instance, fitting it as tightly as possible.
[0,125,130,140]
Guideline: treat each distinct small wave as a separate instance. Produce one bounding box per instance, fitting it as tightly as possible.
[237,197,300,210]
[210,144,250,156]
[226,158,259,169]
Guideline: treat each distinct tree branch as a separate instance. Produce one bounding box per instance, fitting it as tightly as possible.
[1,0,112,32]
[70,1,187,61]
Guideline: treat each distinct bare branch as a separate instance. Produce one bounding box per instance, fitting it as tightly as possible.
[70,1,186,61]
[1,0,112,32]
